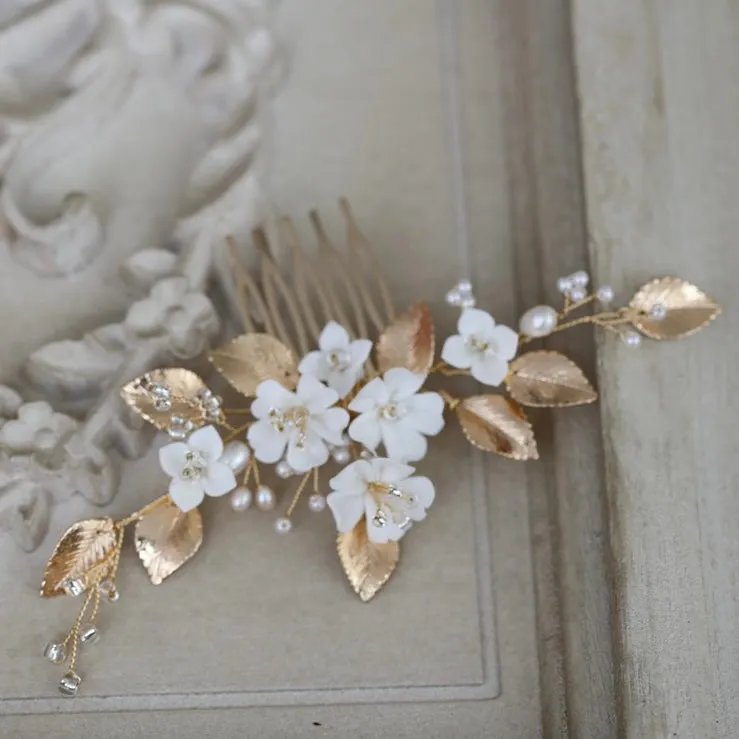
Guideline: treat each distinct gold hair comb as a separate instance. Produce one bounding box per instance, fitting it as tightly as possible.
[38,200,720,696]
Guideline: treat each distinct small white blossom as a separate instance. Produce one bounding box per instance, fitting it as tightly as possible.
[327,457,435,543]
[298,322,372,398]
[348,367,444,463]
[441,308,518,386]
[248,375,350,473]
[159,425,237,512]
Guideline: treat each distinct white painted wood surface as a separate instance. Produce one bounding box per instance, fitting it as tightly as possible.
[573,1,738,737]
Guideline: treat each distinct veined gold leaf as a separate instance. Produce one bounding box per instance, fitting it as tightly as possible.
[457,395,538,460]
[506,350,597,407]
[134,499,203,585]
[376,301,435,375]
[41,518,118,598]
[121,368,208,432]
[630,276,720,340]
[209,333,298,397]
[337,519,399,602]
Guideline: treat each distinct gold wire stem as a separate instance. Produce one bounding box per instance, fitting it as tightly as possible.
[252,458,262,488]
[242,457,254,488]
[439,390,460,411]
[560,293,597,316]
[224,421,251,443]
[222,408,252,415]
[313,467,320,494]
[117,495,170,528]
[430,361,470,378]
[285,472,312,519]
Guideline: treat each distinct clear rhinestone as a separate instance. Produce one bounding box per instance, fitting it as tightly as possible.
[79,623,100,646]
[58,671,81,697]
[308,494,327,512]
[649,302,667,320]
[372,509,387,527]
[168,416,194,441]
[61,577,85,597]
[195,388,214,403]
[98,579,119,602]
[149,383,171,400]
[154,397,172,411]
[44,642,66,664]
[181,450,207,480]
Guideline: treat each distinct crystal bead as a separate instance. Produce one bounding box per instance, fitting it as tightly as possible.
[256,485,276,511]
[98,579,119,602]
[61,577,85,597]
[168,416,193,441]
[275,517,292,534]
[154,397,172,411]
[308,494,327,512]
[195,388,214,403]
[44,642,66,664]
[79,623,100,646]
[58,671,81,697]
[332,447,351,465]
[149,383,171,400]
[230,487,253,512]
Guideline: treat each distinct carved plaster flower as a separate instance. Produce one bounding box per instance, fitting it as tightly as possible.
[298,321,372,399]
[159,425,237,512]
[441,308,519,386]
[327,458,435,543]
[348,368,445,462]
[248,375,350,473]
[0,401,77,454]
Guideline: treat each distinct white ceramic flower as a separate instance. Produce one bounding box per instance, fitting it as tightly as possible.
[298,321,373,398]
[348,367,444,463]
[327,457,435,543]
[159,425,237,512]
[248,375,350,473]
[441,308,519,386]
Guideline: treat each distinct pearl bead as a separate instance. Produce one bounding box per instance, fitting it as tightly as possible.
[230,486,253,512]
[519,305,558,338]
[275,517,292,534]
[622,330,642,347]
[445,288,462,306]
[459,296,476,309]
[221,441,250,474]
[556,276,572,293]
[569,286,587,302]
[308,494,327,512]
[256,485,276,511]
[276,460,293,479]
[571,270,589,287]
[332,447,351,465]
[456,279,473,293]
[596,285,614,303]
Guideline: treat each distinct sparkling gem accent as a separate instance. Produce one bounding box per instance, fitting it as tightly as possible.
[168,416,194,441]
[98,579,119,602]
[61,577,85,597]
[256,485,276,511]
[326,349,351,370]
[180,451,207,481]
[308,494,327,512]
[650,302,667,320]
[58,671,81,697]
[44,642,66,664]
[79,623,100,646]
[275,517,292,534]
[622,330,642,347]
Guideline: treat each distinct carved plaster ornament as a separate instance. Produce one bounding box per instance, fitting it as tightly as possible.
[35,201,720,695]
[0,0,283,550]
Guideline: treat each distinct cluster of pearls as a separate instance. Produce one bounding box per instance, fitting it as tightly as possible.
[557,270,590,302]
[445,279,476,309]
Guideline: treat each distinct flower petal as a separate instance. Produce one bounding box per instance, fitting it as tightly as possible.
[441,335,473,369]
[326,491,366,532]
[490,325,519,360]
[318,321,351,351]
[187,425,224,461]
[248,420,288,463]
[298,350,328,381]
[380,421,428,463]
[169,479,204,512]
[382,367,426,399]
[287,430,330,472]
[251,380,296,419]
[202,461,237,497]
[364,499,406,543]
[297,374,339,413]
[312,407,350,446]
[348,412,382,451]
[458,308,496,338]
[404,392,445,435]
[367,457,415,484]
[330,459,372,493]
[400,475,435,512]
[349,338,373,366]
[470,354,509,386]
[159,442,189,478]
[326,368,359,399]
[349,377,389,413]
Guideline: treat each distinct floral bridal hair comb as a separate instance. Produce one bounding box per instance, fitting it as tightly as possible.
[38,200,720,696]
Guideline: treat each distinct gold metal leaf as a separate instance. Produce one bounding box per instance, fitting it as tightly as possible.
[337,519,399,602]
[134,499,203,585]
[376,301,435,375]
[457,395,539,460]
[630,276,721,340]
[41,518,118,598]
[209,333,298,397]
[121,368,208,432]
[506,350,598,407]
